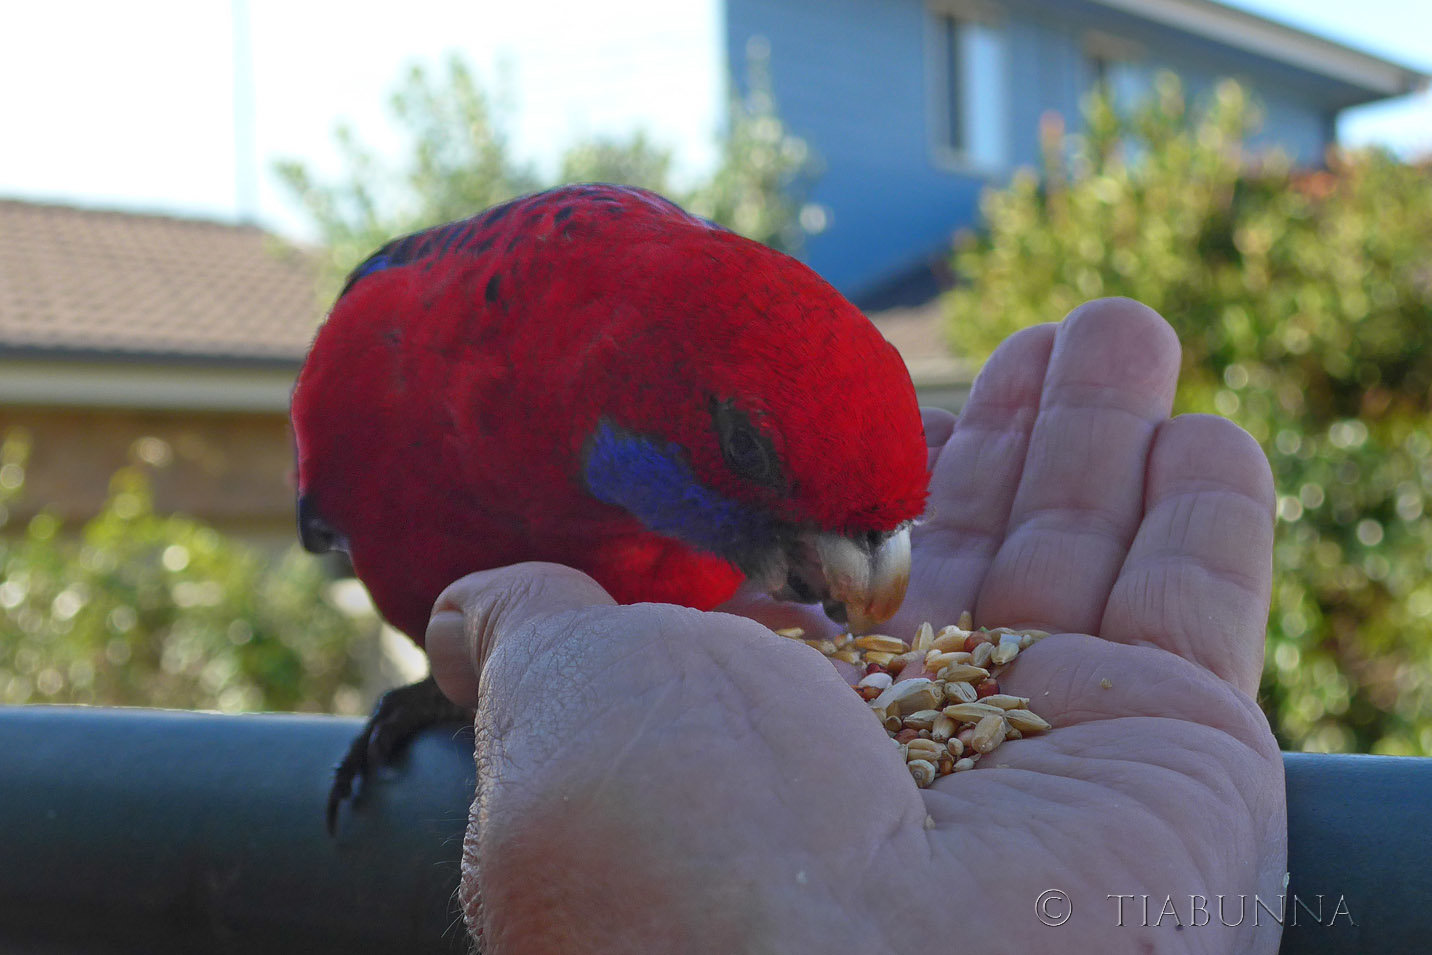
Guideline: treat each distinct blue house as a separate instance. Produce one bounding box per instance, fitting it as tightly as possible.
[722,0,1427,309]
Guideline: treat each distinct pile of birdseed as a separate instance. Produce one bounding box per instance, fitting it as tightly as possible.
[776,612,1052,787]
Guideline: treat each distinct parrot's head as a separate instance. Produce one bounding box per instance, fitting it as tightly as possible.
[571,192,929,629]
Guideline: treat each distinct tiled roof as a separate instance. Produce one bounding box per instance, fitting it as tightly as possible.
[0,199,321,364]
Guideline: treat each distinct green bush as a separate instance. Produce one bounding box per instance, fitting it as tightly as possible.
[944,75,1432,755]
[0,431,370,713]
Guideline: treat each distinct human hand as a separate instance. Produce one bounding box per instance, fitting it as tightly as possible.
[426,298,1286,953]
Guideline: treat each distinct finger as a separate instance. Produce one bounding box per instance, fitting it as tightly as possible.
[921,406,957,472]
[978,298,1181,634]
[712,582,841,639]
[425,562,616,707]
[1101,414,1275,696]
[890,323,1056,633]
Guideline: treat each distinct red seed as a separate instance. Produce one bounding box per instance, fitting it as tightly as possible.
[865,662,886,676]
[963,633,992,652]
[976,679,1001,699]
[894,728,920,744]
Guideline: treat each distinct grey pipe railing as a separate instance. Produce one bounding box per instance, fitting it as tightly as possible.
[0,706,1427,953]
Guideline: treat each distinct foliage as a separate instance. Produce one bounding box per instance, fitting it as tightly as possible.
[0,431,371,713]
[684,51,818,256]
[277,52,818,299]
[274,58,541,302]
[944,74,1432,755]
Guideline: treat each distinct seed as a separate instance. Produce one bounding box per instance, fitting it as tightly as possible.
[971,642,995,668]
[857,671,894,691]
[991,642,1020,666]
[975,679,1000,699]
[774,627,805,639]
[936,663,990,684]
[906,738,943,762]
[890,651,925,674]
[958,611,973,630]
[882,713,903,733]
[925,650,967,672]
[853,634,908,654]
[900,681,944,714]
[907,759,938,787]
[1021,629,1050,642]
[864,650,897,667]
[1004,709,1052,733]
[894,727,920,744]
[912,621,935,653]
[1100,677,1114,689]
[946,737,964,759]
[945,680,978,704]
[902,709,942,731]
[963,632,991,653]
[970,714,1008,753]
[1006,728,1023,740]
[834,632,854,649]
[981,694,1031,710]
[953,757,976,772]
[942,701,1006,723]
[871,677,941,716]
[931,626,970,652]
[832,649,863,664]
[930,714,957,742]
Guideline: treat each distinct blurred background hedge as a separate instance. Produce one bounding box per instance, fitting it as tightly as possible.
[0,430,372,712]
[945,74,1432,755]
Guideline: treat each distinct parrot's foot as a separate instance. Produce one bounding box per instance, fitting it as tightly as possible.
[327,674,473,834]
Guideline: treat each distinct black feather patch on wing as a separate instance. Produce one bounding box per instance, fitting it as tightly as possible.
[334,184,725,301]
[335,196,525,300]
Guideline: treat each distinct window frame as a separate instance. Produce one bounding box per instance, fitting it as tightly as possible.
[925,0,1009,177]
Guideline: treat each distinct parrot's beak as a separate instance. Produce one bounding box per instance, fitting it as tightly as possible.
[742,524,912,632]
[812,526,911,632]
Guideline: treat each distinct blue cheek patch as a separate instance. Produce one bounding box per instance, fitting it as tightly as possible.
[582,421,774,559]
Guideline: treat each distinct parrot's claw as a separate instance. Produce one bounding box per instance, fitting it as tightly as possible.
[326,674,473,835]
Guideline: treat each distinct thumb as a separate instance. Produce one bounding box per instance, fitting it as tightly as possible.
[425,562,617,707]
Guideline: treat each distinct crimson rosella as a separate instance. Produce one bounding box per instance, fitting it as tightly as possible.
[290,184,929,830]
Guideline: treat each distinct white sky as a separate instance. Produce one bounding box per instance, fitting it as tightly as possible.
[1,0,1427,241]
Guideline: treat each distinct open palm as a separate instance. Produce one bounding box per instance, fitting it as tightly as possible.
[428,298,1286,954]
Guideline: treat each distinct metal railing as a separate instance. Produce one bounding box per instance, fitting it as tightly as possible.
[1,706,1426,953]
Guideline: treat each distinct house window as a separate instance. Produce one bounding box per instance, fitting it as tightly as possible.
[1085,31,1146,111]
[928,6,1007,172]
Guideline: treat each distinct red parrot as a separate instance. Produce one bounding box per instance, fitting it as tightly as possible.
[291,184,928,829]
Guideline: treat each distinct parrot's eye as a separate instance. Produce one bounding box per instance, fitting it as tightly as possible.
[710,397,784,492]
